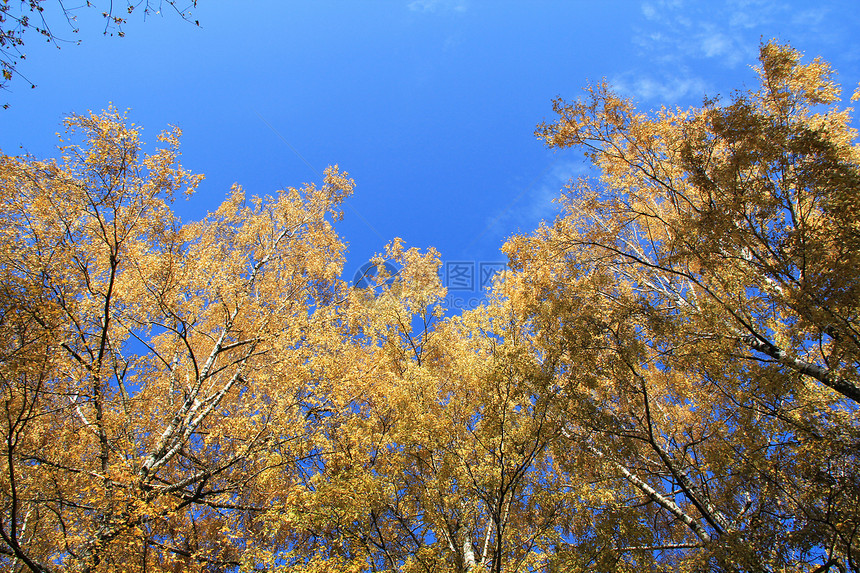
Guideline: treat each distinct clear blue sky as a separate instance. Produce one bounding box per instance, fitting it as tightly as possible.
[2,0,859,308]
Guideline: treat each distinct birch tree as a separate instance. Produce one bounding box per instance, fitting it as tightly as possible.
[498,42,860,571]
[0,107,353,572]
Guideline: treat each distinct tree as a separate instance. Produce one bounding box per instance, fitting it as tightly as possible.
[2,41,859,573]
[0,106,571,573]
[0,107,354,571]
[496,41,860,571]
[1,0,199,94]
[263,242,567,572]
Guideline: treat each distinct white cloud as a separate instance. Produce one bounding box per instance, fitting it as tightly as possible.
[698,28,750,67]
[475,159,587,248]
[633,0,777,69]
[407,0,467,13]
[701,32,731,58]
[624,0,859,104]
[642,3,657,20]
[792,7,827,26]
[530,161,585,221]
[613,72,711,104]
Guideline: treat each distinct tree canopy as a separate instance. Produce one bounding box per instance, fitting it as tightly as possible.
[0,42,857,572]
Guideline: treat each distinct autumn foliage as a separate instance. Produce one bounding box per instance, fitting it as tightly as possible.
[0,42,858,572]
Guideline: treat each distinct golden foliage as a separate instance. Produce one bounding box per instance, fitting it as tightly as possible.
[0,107,355,571]
[1,42,858,573]
[507,41,860,571]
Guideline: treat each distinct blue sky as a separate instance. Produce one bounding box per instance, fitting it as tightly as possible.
[2,0,859,308]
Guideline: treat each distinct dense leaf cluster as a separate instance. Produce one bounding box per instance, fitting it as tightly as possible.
[0,43,857,572]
